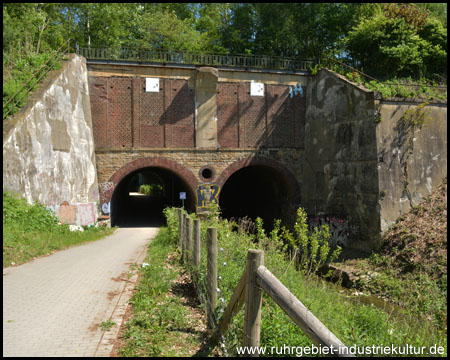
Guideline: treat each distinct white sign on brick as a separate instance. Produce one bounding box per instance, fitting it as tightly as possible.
[250,82,264,96]
[145,78,159,92]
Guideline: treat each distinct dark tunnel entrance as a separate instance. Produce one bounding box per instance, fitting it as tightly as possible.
[219,165,294,231]
[110,167,195,227]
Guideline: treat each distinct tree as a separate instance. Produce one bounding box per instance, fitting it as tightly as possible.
[344,4,447,80]
[127,6,209,52]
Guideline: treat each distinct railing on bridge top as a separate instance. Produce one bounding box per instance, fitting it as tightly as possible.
[76,44,314,71]
[77,45,446,99]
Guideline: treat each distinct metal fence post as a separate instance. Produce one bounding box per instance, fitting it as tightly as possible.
[178,208,184,251]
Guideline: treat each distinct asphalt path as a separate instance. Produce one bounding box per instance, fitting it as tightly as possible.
[3,227,158,357]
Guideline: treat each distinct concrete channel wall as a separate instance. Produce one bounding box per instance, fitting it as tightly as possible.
[377,100,447,232]
[303,69,447,251]
[3,54,100,226]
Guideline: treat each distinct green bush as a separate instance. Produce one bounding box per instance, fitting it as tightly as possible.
[3,191,67,233]
[3,191,115,267]
[3,51,62,119]
[138,183,163,197]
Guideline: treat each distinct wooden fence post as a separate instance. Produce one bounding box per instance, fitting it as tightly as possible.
[193,219,201,267]
[186,217,193,263]
[207,227,218,330]
[243,249,264,356]
[177,208,183,251]
[255,265,355,357]
[181,213,188,262]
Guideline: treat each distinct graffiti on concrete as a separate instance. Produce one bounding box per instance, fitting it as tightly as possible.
[78,203,96,226]
[99,181,115,195]
[197,184,220,209]
[289,82,303,98]
[46,202,97,226]
[99,181,115,214]
[46,205,57,215]
[101,202,111,214]
[308,215,356,247]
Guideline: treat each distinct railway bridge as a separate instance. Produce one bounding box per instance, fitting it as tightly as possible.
[88,58,307,230]
[4,52,447,252]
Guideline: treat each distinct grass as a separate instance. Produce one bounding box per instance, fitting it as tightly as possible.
[194,207,446,356]
[3,191,116,267]
[117,227,208,357]
[3,50,64,120]
[100,319,116,332]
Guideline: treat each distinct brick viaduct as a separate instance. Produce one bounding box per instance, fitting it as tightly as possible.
[89,61,307,233]
[86,58,447,252]
[4,54,446,252]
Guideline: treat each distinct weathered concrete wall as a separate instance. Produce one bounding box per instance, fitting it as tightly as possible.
[303,69,380,251]
[3,54,99,226]
[376,100,447,232]
[194,67,218,148]
[303,69,447,252]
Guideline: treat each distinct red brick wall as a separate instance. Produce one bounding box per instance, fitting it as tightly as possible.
[217,82,305,148]
[89,76,305,149]
[217,83,240,147]
[89,76,195,149]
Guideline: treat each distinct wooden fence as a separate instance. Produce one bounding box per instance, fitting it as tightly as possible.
[177,208,355,357]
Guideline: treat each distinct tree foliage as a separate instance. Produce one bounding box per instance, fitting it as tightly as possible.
[345,3,447,80]
[3,3,447,83]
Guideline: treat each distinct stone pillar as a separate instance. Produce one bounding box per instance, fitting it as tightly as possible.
[194,67,218,148]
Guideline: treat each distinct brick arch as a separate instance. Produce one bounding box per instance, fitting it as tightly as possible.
[104,157,198,205]
[216,156,301,204]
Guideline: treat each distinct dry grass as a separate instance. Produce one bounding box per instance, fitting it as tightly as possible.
[381,178,447,279]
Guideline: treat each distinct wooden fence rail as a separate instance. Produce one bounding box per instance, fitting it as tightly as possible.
[177,209,355,357]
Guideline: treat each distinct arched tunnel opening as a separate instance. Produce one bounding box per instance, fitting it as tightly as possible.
[110,167,195,227]
[219,165,295,232]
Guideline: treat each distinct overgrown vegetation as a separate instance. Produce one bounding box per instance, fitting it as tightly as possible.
[3,50,65,119]
[117,205,446,357]
[338,178,447,332]
[3,191,115,267]
[3,4,70,119]
[347,73,446,101]
[117,227,207,357]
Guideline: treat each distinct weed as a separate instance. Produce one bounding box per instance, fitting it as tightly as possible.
[100,319,116,331]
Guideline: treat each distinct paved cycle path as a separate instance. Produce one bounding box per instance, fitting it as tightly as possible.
[3,227,158,357]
